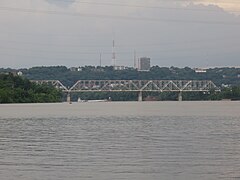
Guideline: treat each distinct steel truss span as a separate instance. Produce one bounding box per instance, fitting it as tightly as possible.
[30,80,68,91]
[31,80,219,92]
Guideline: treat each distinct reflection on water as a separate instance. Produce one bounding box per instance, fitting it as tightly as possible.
[0,102,240,180]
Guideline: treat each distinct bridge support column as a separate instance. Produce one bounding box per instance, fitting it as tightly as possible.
[178,91,183,101]
[67,93,71,103]
[138,91,143,102]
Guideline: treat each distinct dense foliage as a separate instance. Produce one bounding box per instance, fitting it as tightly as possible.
[0,73,62,103]
[217,87,240,100]
[16,66,240,87]
[70,88,240,101]
[1,66,239,101]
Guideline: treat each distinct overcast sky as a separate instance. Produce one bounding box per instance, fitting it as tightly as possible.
[0,0,240,68]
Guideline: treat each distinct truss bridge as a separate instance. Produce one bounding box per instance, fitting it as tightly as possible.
[31,80,68,91]
[31,80,219,102]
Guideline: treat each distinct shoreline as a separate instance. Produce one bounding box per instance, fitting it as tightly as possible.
[0,99,239,105]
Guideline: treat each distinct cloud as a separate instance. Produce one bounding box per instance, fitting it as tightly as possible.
[45,0,76,7]
[0,0,239,68]
[190,0,240,14]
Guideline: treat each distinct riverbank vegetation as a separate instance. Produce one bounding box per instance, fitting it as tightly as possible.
[70,87,240,101]
[0,73,62,103]
[2,66,238,87]
[1,66,239,102]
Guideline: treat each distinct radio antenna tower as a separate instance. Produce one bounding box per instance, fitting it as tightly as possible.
[134,50,137,69]
[99,53,102,67]
[112,40,116,67]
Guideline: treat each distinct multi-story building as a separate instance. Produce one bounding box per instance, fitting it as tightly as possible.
[138,57,151,71]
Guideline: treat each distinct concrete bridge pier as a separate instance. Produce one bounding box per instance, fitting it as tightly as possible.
[178,91,183,101]
[138,91,143,102]
[67,92,71,103]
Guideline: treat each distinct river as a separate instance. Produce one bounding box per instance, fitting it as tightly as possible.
[0,101,240,180]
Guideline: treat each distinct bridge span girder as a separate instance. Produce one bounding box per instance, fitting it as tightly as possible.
[69,80,219,92]
[31,80,219,102]
[31,80,219,93]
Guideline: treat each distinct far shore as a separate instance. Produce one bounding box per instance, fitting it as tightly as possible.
[0,99,239,105]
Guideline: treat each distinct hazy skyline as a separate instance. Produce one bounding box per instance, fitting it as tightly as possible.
[0,0,240,68]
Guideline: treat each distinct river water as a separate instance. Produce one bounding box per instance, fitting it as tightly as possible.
[0,101,240,180]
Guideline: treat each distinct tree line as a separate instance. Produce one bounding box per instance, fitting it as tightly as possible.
[0,66,239,101]
[16,66,240,87]
[0,73,62,103]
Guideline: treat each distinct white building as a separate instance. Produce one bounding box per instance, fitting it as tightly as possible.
[114,66,126,71]
[17,71,23,76]
[194,68,207,73]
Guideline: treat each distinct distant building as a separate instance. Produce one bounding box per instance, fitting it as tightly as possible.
[138,57,151,71]
[77,67,83,72]
[194,68,207,73]
[222,84,230,88]
[70,67,82,72]
[114,66,126,71]
[17,71,23,76]
[70,67,78,72]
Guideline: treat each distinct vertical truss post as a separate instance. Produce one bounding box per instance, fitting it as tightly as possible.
[67,92,71,103]
[138,91,143,102]
[178,91,183,101]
